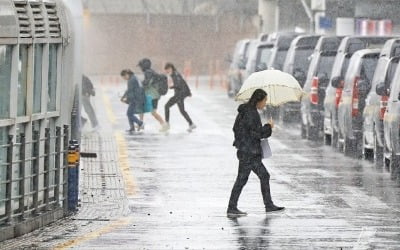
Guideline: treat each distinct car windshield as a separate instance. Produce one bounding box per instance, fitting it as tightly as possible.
[257,46,273,65]
[271,50,287,70]
[317,54,336,83]
[360,56,379,83]
[293,48,314,73]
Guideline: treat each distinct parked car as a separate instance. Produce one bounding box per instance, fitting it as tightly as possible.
[323,36,394,148]
[383,62,400,170]
[267,32,299,70]
[239,39,258,83]
[243,41,273,81]
[281,35,321,122]
[337,49,381,157]
[301,36,343,140]
[227,39,250,97]
[264,32,299,120]
[362,39,400,164]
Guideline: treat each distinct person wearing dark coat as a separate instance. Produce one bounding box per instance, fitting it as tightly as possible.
[227,89,284,216]
[120,69,145,132]
[164,62,196,132]
[81,75,99,130]
[137,58,168,131]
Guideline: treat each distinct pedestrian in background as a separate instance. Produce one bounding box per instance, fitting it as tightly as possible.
[120,69,145,132]
[81,74,99,131]
[164,62,196,132]
[138,58,169,131]
[227,89,284,216]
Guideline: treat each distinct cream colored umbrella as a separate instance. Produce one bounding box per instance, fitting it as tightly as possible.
[235,69,304,106]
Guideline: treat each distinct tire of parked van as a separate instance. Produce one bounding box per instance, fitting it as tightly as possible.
[362,133,374,161]
[307,125,319,141]
[301,123,307,139]
[324,134,331,146]
[390,154,400,174]
[373,132,384,167]
[343,137,354,157]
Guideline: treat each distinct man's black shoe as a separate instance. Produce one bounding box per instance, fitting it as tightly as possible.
[227,207,247,216]
[265,205,285,213]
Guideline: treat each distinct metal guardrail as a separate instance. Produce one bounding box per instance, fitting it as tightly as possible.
[0,125,70,225]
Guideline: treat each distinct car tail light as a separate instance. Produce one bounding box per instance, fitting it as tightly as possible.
[379,95,389,120]
[352,76,360,117]
[335,79,344,108]
[310,77,319,105]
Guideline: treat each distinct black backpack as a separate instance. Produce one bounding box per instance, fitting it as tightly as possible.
[152,73,168,96]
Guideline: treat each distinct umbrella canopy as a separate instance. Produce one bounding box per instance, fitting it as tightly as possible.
[235,70,304,106]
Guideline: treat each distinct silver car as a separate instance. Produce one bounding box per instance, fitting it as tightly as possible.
[337,49,381,158]
[383,61,400,171]
[362,39,400,165]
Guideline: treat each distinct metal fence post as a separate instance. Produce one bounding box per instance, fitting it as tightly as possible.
[62,125,69,213]
[19,133,26,220]
[32,130,40,214]
[44,128,50,210]
[5,135,13,223]
[54,127,61,207]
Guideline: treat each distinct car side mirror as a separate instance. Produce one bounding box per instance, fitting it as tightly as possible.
[376,82,388,96]
[331,76,343,88]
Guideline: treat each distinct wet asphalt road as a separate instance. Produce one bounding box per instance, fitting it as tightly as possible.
[2,80,397,250]
[61,82,400,250]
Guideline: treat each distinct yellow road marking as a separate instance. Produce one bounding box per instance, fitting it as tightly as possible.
[54,87,137,249]
[54,217,133,250]
[115,131,137,197]
[101,87,117,125]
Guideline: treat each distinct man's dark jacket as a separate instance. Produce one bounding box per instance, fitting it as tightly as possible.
[233,104,272,155]
[170,71,191,98]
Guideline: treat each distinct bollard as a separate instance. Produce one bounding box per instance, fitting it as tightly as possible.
[67,143,79,211]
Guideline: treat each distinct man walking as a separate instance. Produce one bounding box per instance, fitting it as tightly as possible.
[81,74,99,131]
[164,63,196,132]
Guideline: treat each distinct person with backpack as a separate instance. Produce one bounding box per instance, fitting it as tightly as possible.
[163,63,196,132]
[81,74,99,131]
[120,69,145,132]
[137,58,169,131]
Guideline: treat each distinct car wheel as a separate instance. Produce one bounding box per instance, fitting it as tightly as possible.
[362,134,374,161]
[343,136,354,156]
[324,134,332,146]
[301,122,307,139]
[308,125,319,141]
[354,132,363,159]
[373,132,384,167]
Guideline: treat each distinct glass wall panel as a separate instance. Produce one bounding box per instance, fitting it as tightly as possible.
[18,45,29,116]
[0,46,12,118]
[48,44,58,111]
[33,44,43,113]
